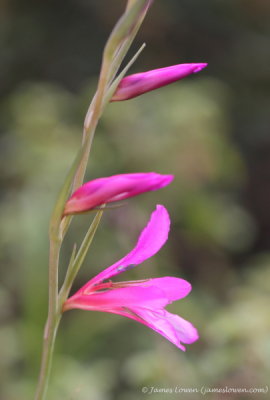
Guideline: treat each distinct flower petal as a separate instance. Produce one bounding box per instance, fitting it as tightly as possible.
[81,205,170,290]
[133,277,192,301]
[64,285,168,311]
[113,307,199,351]
[134,308,199,350]
[64,276,191,312]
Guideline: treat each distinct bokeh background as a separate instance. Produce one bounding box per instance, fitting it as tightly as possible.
[1,1,270,399]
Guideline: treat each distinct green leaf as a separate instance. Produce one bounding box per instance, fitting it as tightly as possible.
[104,43,146,106]
[59,208,104,304]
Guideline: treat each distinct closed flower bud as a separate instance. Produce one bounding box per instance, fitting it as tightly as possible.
[111,63,207,101]
[64,172,173,215]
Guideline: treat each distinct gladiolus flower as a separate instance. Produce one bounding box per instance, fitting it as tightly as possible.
[111,63,207,101]
[64,172,173,215]
[63,205,198,350]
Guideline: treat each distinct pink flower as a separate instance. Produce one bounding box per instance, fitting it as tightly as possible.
[64,172,173,216]
[111,63,207,101]
[64,205,199,350]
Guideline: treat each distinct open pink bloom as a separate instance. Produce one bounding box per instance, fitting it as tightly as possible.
[111,63,207,101]
[64,205,199,350]
[64,172,173,215]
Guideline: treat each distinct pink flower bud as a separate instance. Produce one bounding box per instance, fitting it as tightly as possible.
[111,63,207,101]
[64,172,173,215]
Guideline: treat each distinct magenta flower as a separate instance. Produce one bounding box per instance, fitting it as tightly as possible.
[111,63,207,101]
[64,172,173,215]
[64,205,198,350]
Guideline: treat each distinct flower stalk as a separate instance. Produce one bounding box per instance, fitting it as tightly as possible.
[34,2,155,399]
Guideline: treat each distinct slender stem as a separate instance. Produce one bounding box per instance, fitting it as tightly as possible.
[59,69,109,240]
[34,315,61,400]
[34,238,61,400]
[48,237,60,316]
[73,63,109,191]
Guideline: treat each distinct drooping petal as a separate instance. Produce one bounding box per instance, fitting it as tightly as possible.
[80,205,170,290]
[110,307,199,351]
[132,308,199,350]
[64,173,173,215]
[111,63,208,101]
[69,303,199,351]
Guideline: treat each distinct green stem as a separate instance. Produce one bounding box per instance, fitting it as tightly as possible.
[34,314,61,400]
[73,64,109,190]
[34,238,61,400]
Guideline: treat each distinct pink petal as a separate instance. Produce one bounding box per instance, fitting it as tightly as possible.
[134,277,192,301]
[64,277,191,311]
[64,285,168,311]
[111,63,208,101]
[64,173,173,215]
[114,307,199,351]
[134,308,199,350]
[81,205,170,290]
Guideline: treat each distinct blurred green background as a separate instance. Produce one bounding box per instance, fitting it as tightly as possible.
[1,1,270,399]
